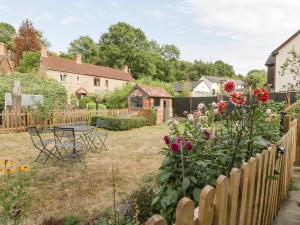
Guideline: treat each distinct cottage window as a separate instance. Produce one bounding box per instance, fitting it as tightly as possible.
[76,76,80,84]
[131,96,143,108]
[60,74,67,82]
[94,78,100,86]
[105,80,109,87]
[154,98,160,107]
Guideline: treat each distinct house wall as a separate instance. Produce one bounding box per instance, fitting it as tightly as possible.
[275,34,300,92]
[43,69,129,98]
[192,81,211,96]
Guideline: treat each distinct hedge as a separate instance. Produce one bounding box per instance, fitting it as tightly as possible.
[90,116,146,131]
[138,109,157,126]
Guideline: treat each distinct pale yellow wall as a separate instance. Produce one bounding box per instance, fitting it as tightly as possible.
[44,69,130,97]
[275,34,300,92]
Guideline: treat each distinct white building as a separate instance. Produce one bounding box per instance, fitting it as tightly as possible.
[173,76,245,97]
[265,29,300,92]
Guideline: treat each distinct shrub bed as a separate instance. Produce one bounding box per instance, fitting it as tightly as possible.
[90,116,146,131]
[138,109,157,126]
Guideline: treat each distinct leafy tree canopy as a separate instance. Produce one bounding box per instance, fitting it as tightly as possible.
[68,35,99,64]
[244,69,267,88]
[18,51,41,73]
[0,22,16,50]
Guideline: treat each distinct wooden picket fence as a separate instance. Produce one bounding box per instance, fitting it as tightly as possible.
[0,108,138,132]
[146,117,298,225]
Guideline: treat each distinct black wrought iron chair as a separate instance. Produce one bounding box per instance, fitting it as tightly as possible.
[53,127,84,160]
[87,119,109,151]
[27,126,62,164]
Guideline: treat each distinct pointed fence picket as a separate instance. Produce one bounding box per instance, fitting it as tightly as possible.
[146,116,298,225]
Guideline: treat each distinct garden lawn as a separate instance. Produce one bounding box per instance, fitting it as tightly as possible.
[0,125,168,225]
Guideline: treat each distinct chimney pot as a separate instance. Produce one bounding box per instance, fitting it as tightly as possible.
[124,65,129,73]
[41,46,48,58]
[0,42,6,55]
[76,54,82,64]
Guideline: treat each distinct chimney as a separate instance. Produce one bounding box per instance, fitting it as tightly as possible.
[41,46,48,58]
[124,65,129,73]
[0,42,6,55]
[76,54,82,64]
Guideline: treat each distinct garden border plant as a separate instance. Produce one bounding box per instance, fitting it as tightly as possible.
[152,81,282,222]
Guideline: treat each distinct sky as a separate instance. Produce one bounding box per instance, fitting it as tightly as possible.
[0,0,299,75]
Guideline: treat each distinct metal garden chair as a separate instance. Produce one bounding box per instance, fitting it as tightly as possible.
[88,119,109,151]
[53,127,85,161]
[27,126,63,164]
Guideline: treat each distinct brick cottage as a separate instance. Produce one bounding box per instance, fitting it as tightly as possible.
[127,84,173,124]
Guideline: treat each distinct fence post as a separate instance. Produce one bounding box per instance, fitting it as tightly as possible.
[238,162,249,225]
[245,157,256,225]
[283,115,290,134]
[175,197,195,225]
[214,175,229,225]
[227,168,240,225]
[145,215,167,225]
[199,185,215,225]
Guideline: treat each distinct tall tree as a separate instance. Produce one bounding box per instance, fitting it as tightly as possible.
[214,60,235,77]
[14,19,41,65]
[68,35,99,64]
[98,22,149,78]
[244,69,267,88]
[0,22,16,50]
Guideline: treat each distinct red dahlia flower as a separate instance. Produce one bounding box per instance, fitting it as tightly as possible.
[171,142,180,153]
[163,135,170,145]
[224,81,236,93]
[230,92,247,106]
[185,140,193,150]
[202,129,212,140]
[216,101,227,114]
[254,88,269,103]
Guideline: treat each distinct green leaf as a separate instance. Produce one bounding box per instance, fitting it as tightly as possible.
[151,195,160,206]
[192,188,201,202]
[182,177,190,191]
[159,172,172,182]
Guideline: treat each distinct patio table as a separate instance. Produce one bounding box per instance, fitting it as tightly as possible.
[49,125,96,154]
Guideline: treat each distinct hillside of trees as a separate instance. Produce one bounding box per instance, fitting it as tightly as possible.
[0,19,266,85]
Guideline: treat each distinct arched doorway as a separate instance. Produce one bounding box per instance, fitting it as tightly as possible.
[75,87,88,99]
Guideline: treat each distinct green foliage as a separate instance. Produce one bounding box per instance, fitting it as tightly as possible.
[0,171,32,225]
[90,116,146,131]
[0,73,67,109]
[104,83,134,109]
[97,103,107,110]
[78,96,91,109]
[63,214,80,225]
[244,69,267,88]
[17,51,41,73]
[127,184,158,224]
[180,82,190,97]
[87,101,96,109]
[0,22,16,50]
[139,109,157,126]
[68,36,99,64]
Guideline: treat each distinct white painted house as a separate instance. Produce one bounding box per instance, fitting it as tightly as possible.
[265,29,300,92]
[173,76,245,97]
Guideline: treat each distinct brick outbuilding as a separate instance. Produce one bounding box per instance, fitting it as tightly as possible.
[127,84,173,124]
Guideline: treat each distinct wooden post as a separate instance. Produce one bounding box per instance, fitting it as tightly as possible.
[283,115,290,134]
[199,185,215,225]
[214,175,229,225]
[252,153,263,225]
[238,162,249,225]
[245,157,256,225]
[227,168,240,225]
[175,197,195,225]
[145,215,167,225]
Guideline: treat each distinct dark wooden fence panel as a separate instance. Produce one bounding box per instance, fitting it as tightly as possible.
[173,92,297,117]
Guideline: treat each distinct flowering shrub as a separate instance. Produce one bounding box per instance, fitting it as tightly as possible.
[152,85,281,222]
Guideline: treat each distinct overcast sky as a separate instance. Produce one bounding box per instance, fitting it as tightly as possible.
[0,0,299,74]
